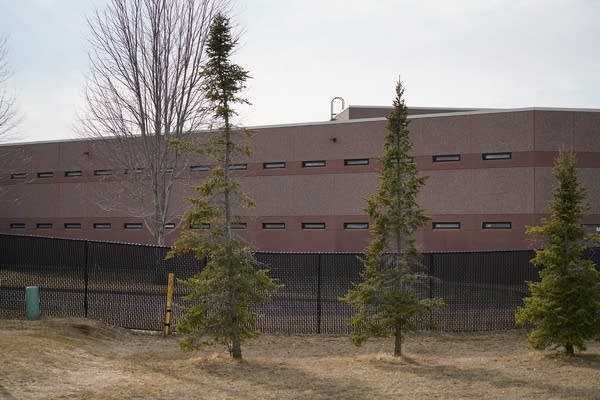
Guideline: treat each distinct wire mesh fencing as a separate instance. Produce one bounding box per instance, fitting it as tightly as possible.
[2,234,599,333]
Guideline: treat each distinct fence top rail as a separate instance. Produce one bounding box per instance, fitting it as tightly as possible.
[256,251,363,256]
[256,250,535,255]
[0,233,169,250]
[2,233,596,257]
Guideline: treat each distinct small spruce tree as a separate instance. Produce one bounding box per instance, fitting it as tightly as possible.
[169,13,278,360]
[341,79,443,357]
[516,150,600,355]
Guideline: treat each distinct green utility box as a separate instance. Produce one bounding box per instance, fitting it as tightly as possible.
[25,286,41,319]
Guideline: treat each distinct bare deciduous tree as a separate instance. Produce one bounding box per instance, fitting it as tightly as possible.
[80,0,222,245]
[0,35,18,139]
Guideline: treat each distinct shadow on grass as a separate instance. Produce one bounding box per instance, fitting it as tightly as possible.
[545,352,600,371]
[144,355,374,399]
[201,358,372,398]
[0,384,17,400]
[370,355,600,399]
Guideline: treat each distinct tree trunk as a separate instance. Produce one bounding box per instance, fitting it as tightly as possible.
[231,339,242,360]
[565,343,574,356]
[155,223,165,246]
[223,105,242,360]
[394,323,402,357]
[395,131,403,256]
[153,170,166,246]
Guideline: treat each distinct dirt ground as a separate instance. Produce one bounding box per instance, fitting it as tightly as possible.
[1,318,599,400]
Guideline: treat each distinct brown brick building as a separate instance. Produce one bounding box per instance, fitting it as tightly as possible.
[1,106,599,252]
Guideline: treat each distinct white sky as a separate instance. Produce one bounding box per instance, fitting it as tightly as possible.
[1,0,599,142]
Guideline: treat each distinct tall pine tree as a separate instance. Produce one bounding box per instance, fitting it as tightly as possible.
[516,150,600,355]
[341,79,443,357]
[169,13,278,360]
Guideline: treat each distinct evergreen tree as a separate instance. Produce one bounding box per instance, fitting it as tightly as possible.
[169,14,278,360]
[341,79,443,357]
[516,150,600,355]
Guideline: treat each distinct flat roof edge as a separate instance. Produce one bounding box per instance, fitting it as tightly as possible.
[407,107,600,119]
[245,117,387,130]
[2,106,600,146]
[0,135,98,147]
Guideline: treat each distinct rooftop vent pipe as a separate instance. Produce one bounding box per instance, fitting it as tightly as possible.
[330,97,345,120]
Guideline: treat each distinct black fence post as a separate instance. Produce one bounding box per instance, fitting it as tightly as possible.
[428,252,434,300]
[83,240,89,318]
[428,252,434,327]
[317,253,322,334]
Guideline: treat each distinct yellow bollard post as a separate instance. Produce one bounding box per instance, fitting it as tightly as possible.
[163,272,175,337]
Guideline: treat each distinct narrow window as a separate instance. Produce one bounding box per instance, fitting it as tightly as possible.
[64,223,81,229]
[10,172,26,179]
[161,167,174,173]
[94,169,112,176]
[302,222,326,230]
[231,223,247,229]
[164,223,176,229]
[482,222,512,229]
[344,158,369,166]
[482,152,511,160]
[124,223,143,230]
[433,154,460,162]
[228,163,247,170]
[432,222,460,229]
[37,171,54,178]
[93,223,111,230]
[190,165,211,172]
[65,170,82,177]
[344,222,369,230]
[36,223,52,229]
[124,168,143,174]
[10,223,25,229]
[302,160,326,168]
[583,224,600,233]
[190,223,210,229]
[262,222,285,230]
[390,157,413,164]
[263,162,286,169]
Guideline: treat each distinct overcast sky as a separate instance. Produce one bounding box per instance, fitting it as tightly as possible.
[1,0,599,142]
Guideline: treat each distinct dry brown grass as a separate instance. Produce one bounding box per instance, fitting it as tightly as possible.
[1,318,599,399]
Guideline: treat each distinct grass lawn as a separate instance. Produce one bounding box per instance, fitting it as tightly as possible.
[1,318,599,399]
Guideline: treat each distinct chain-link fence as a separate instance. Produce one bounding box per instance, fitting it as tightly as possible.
[1,234,599,333]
